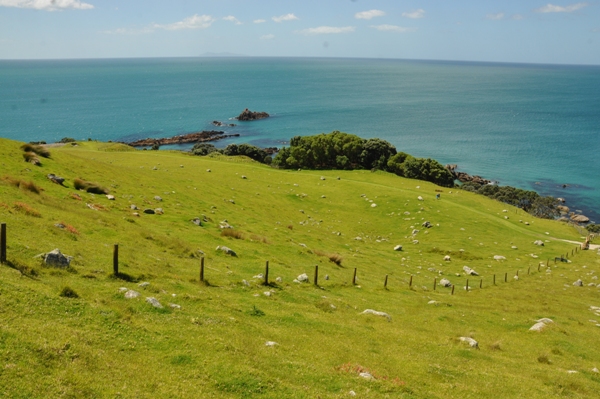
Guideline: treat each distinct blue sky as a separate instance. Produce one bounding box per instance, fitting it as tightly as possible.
[0,0,598,64]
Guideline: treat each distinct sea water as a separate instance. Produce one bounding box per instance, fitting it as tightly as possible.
[0,57,598,221]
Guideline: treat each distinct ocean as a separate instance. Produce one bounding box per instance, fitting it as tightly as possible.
[0,57,598,221]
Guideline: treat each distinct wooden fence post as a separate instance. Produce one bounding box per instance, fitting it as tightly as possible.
[0,223,6,264]
[479,279,482,289]
[451,285,455,295]
[538,264,541,272]
[504,272,507,283]
[493,274,496,285]
[352,268,357,285]
[264,261,269,286]
[384,274,388,289]
[409,275,413,287]
[200,257,205,283]
[113,244,119,275]
[433,277,437,291]
[314,265,318,286]
[466,279,469,292]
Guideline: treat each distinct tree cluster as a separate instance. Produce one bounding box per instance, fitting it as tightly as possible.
[191,143,272,164]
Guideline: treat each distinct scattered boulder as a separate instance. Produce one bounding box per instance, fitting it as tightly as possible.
[530,318,553,332]
[106,194,115,200]
[155,208,164,215]
[265,341,278,347]
[124,290,140,299]
[169,303,181,309]
[571,214,590,223]
[573,279,584,287]
[444,255,451,261]
[361,309,391,321]
[417,196,424,201]
[219,220,233,229]
[145,297,163,308]
[191,217,202,226]
[494,255,506,261]
[216,245,237,256]
[394,245,403,251]
[47,174,65,186]
[138,282,150,288]
[154,196,162,201]
[439,278,452,287]
[463,266,479,276]
[459,337,479,349]
[422,221,432,228]
[130,204,138,210]
[297,273,309,283]
[42,249,72,268]
[533,240,545,246]
[359,372,375,380]
[370,203,377,208]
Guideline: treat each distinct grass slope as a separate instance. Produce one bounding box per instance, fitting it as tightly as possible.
[0,139,599,398]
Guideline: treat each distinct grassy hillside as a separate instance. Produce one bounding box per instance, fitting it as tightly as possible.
[0,138,599,398]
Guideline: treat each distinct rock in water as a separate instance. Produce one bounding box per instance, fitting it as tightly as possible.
[43,249,72,268]
[571,214,590,223]
[236,108,270,121]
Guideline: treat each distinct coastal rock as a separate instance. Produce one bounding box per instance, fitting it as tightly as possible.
[125,130,239,147]
[236,108,269,121]
[571,214,590,223]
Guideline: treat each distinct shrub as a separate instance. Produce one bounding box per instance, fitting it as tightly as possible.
[191,143,219,156]
[59,286,79,298]
[13,202,41,217]
[586,224,600,233]
[73,178,109,194]
[58,137,76,143]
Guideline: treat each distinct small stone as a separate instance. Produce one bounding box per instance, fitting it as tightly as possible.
[42,249,72,268]
[444,255,451,261]
[242,279,249,286]
[241,175,247,179]
[275,277,282,283]
[359,372,374,380]
[494,255,506,260]
[371,203,377,208]
[253,274,264,279]
[459,337,479,348]
[297,273,309,283]
[130,204,138,210]
[265,341,278,347]
[124,290,140,299]
[349,391,356,397]
[154,208,164,215]
[106,194,115,200]
[118,287,128,293]
[325,275,330,280]
[216,245,237,256]
[146,297,163,308]
[534,240,544,246]
[138,282,150,288]
[463,266,479,276]
[394,245,403,251]
[263,291,271,297]
[573,279,584,286]
[417,196,424,201]
[592,367,599,373]
[154,196,162,201]
[169,303,181,309]
[206,169,211,172]
[567,370,578,374]
[361,309,391,321]
[439,278,452,287]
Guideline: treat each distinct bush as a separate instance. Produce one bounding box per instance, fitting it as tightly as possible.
[22,152,41,165]
[191,143,219,156]
[20,143,50,158]
[221,229,244,239]
[58,137,76,143]
[587,224,600,233]
[73,178,109,194]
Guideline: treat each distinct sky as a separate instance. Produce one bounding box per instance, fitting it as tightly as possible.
[0,0,599,65]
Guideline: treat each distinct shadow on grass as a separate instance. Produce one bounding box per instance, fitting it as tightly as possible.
[2,259,38,279]
[110,272,142,283]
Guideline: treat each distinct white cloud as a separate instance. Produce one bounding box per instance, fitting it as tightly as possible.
[355,9,385,20]
[253,19,266,24]
[153,14,215,31]
[0,0,93,11]
[102,27,154,35]
[223,15,242,25]
[370,25,416,33]
[402,9,425,19]
[512,14,524,20]
[272,13,298,23]
[486,13,505,20]
[296,26,355,35]
[260,34,275,40]
[535,2,588,13]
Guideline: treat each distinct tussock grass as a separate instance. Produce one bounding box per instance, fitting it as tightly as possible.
[2,176,42,194]
[13,201,41,217]
[59,286,79,298]
[221,229,244,239]
[73,178,109,194]
[314,249,343,265]
[20,143,50,158]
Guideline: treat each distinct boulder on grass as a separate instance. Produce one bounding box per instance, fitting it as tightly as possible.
[43,249,72,268]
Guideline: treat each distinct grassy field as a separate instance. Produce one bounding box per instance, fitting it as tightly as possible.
[0,138,599,398]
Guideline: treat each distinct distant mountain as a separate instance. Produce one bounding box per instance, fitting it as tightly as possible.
[199,52,248,57]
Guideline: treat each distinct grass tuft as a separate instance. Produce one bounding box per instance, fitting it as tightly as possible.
[59,286,79,298]
[221,229,244,239]
[314,249,343,265]
[14,202,42,217]
[74,178,109,194]
[20,143,50,158]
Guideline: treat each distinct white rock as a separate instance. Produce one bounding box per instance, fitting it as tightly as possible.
[253,274,264,279]
[361,309,391,321]
[359,372,374,380]
[106,194,115,200]
[265,341,278,347]
[145,297,163,308]
[413,240,419,244]
[118,287,128,293]
[534,240,545,246]
[567,370,578,374]
[463,266,479,276]
[592,367,599,373]
[494,255,506,260]
[428,300,438,305]
[242,279,249,286]
[124,290,140,299]
[439,278,452,287]
[459,337,479,348]
[169,303,181,309]
[263,291,271,297]
[138,282,150,288]
[444,255,451,261]
[394,245,403,251]
[417,196,424,201]
[371,203,377,208]
[349,391,356,397]
[573,279,583,286]
[275,277,282,283]
[297,273,309,283]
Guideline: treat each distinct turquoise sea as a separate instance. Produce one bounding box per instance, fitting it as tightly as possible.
[0,57,598,221]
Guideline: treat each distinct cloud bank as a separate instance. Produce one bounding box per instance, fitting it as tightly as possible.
[355,10,385,20]
[370,25,416,33]
[297,26,355,35]
[223,16,242,25]
[272,13,298,23]
[402,9,425,19]
[153,14,215,31]
[534,2,588,13]
[0,0,94,11]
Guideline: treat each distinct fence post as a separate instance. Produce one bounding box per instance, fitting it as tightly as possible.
[352,268,357,285]
[384,274,388,289]
[451,285,455,295]
[409,275,413,287]
[314,265,318,286]
[466,279,469,292]
[538,264,541,272]
[493,274,496,285]
[504,272,507,283]
[264,261,269,286]
[479,279,482,289]
[200,257,205,283]
[0,223,6,264]
[433,277,437,291]
[528,267,530,275]
[113,244,119,275]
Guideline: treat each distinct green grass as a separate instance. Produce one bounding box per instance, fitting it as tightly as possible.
[0,138,599,398]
